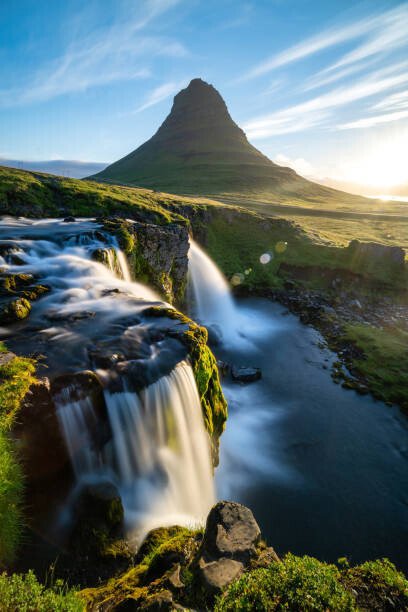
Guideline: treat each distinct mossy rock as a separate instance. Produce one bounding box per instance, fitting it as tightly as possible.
[0,297,31,324]
[143,307,228,464]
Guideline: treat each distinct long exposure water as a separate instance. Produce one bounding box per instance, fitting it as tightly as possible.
[188,242,408,573]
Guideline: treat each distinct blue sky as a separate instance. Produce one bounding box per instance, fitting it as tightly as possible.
[1,0,408,189]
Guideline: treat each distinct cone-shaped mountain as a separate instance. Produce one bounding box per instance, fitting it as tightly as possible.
[92,78,363,206]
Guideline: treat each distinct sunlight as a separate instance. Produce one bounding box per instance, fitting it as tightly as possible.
[338,128,408,188]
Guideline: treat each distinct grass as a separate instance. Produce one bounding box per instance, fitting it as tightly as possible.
[0,165,218,225]
[0,342,36,566]
[342,323,408,409]
[215,554,408,611]
[0,570,84,611]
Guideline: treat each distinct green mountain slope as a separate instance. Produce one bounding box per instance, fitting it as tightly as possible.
[91,78,368,210]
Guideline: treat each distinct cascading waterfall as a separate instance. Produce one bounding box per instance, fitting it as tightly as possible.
[105,362,215,536]
[188,239,238,339]
[1,218,214,540]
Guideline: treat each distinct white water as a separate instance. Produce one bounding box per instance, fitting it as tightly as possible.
[0,218,214,540]
[106,362,215,538]
[188,239,239,340]
[188,239,278,347]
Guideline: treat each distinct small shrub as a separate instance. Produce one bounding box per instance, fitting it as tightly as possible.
[0,570,84,611]
[342,558,408,611]
[215,554,355,611]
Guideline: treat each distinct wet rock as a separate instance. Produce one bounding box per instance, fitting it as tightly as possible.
[12,377,70,482]
[200,501,261,563]
[51,370,110,451]
[199,557,243,594]
[70,481,125,557]
[63,216,76,222]
[231,365,261,383]
[140,590,175,611]
[0,296,31,323]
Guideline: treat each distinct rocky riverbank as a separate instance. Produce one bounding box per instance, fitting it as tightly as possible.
[237,280,408,411]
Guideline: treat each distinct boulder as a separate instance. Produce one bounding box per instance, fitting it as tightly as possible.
[200,501,261,564]
[347,240,405,269]
[199,557,243,594]
[231,365,261,383]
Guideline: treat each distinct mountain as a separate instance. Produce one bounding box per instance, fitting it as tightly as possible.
[0,158,107,179]
[91,78,366,208]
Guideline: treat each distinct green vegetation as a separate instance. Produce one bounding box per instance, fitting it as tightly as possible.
[342,323,408,409]
[0,165,214,225]
[82,526,408,612]
[0,343,36,566]
[80,525,202,609]
[342,558,408,611]
[216,554,355,611]
[93,78,371,214]
[0,570,84,611]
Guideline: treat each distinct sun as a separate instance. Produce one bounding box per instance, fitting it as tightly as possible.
[338,129,408,190]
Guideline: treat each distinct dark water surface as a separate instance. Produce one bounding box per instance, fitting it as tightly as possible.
[215,298,408,572]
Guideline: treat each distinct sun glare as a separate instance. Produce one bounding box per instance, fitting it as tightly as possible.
[339,130,408,189]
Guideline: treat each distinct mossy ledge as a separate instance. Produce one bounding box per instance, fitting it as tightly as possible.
[143,306,228,464]
[80,501,408,611]
[0,342,36,566]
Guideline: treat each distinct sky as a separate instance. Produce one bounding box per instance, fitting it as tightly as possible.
[1,0,408,191]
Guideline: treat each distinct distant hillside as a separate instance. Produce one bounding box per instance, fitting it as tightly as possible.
[0,158,107,179]
[91,78,368,210]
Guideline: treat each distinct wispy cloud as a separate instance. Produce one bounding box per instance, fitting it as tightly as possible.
[0,0,185,106]
[274,153,317,178]
[338,109,408,130]
[240,4,408,83]
[373,89,408,111]
[135,80,186,112]
[218,3,253,30]
[244,64,408,139]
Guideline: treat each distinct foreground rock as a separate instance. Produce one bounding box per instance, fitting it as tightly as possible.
[231,365,262,383]
[82,501,279,610]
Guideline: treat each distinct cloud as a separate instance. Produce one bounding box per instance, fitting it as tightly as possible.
[135,80,186,112]
[0,0,185,106]
[244,64,408,139]
[373,89,408,111]
[274,154,317,178]
[337,109,408,130]
[240,4,408,82]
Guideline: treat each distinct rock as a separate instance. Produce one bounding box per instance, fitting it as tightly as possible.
[0,296,31,323]
[200,501,261,563]
[12,377,70,482]
[231,366,261,383]
[139,590,175,611]
[51,370,111,456]
[63,216,76,222]
[350,299,362,310]
[347,240,405,269]
[70,481,125,556]
[199,557,243,594]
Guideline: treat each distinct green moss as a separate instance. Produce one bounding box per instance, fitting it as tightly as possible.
[143,307,227,461]
[0,348,36,565]
[0,353,36,430]
[342,323,408,409]
[342,558,408,611]
[215,554,355,611]
[0,570,84,611]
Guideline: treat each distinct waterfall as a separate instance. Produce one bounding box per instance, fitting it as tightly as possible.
[188,239,240,341]
[0,218,215,540]
[55,362,214,540]
[106,362,215,536]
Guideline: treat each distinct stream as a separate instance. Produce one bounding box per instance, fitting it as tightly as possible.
[1,219,407,573]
